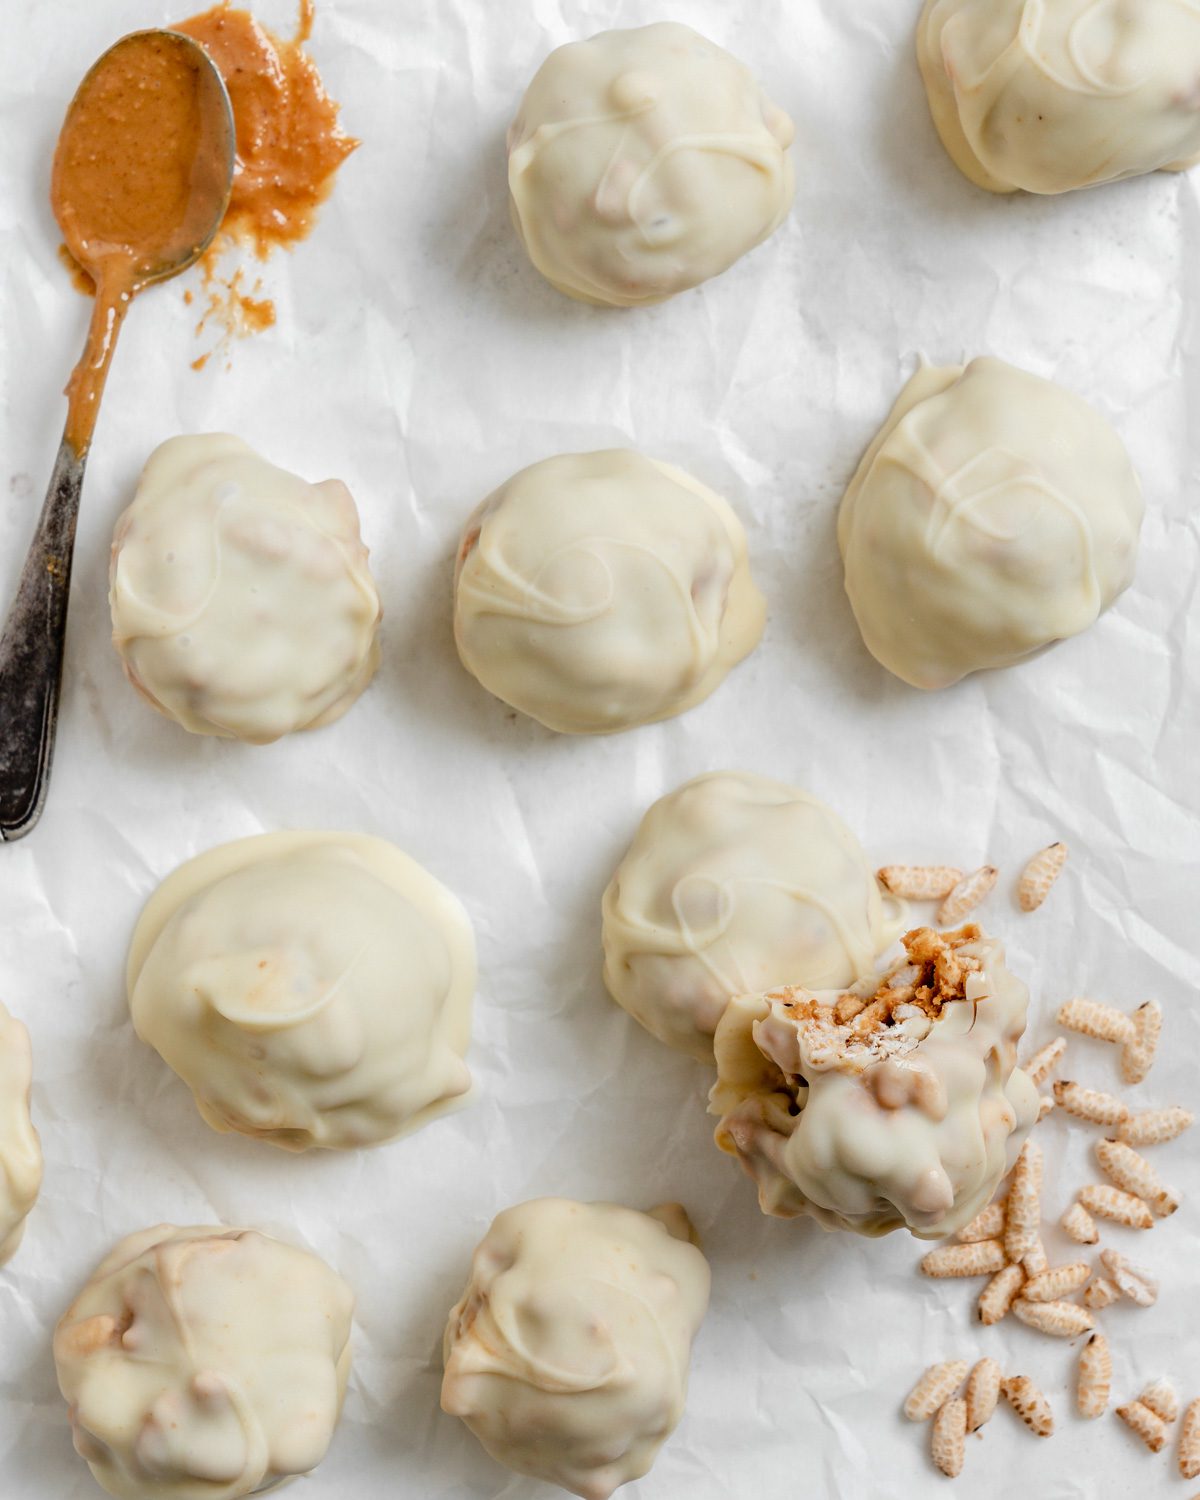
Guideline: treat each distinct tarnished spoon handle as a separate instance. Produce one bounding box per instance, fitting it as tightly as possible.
[0,436,86,841]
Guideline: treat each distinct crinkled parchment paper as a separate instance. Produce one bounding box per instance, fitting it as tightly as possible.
[1,1,1198,1496]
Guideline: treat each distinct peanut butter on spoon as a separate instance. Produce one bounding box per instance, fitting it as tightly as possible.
[0,30,233,840]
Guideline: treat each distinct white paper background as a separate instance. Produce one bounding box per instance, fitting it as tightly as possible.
[2,1,1198,1495]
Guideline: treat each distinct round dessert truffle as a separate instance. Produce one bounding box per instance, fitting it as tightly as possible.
[710,925,1039,1238]
[442,1198,710,1500]
[918,0,1200,195]
[602,771,906,1061]
[54,1224,353,1499]
[0,1001,42,1266]
[128,832,476,1151]
[110,434,382,743]
[508,22,794,306]
[454,450,765,735]
[838,357,1144,690]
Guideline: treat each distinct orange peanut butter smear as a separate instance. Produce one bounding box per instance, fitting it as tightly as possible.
[51,33,230,453]
[176,2,358,258]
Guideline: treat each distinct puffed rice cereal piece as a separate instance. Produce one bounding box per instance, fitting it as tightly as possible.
[1120,1001,1163,1085]
[1077,1334,1112,1420]
[1004,1139,1043,1262]
[937,865,998,926]
[1023,1262,1091,1303]
[1096,1139,1178,1218]
[1053,1080,1130,1128]
[1082,1276,1121,1311]
[921,1240,1008,1279]
[957,1198,1005,1244]
[1117,1106,1194,1147]
[1023,1037,1067,1088]
[1022,1237,1049,1277]
[1099,1248,1158,1309]
[877,865,963,900]
[1060,1202,1099,1246]
[1037,1094,1055,1122]
[1003,1376,1054,1437]
[1117,1400,1169,1452]
[1018,843,1067,913]
[904,1360,969,1422]
[932,1397,967,1477]
[979,1263,1026,1326]
[1139,1379,1179,1425]
[1078,1185,1153,1230]
[1013,1298,1094,1339]
[1180,1398,1200,1480]
[1057,998,1136,1047]
[965,1358,1002,1434]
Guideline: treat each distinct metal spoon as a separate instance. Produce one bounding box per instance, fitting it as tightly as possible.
[0,30,234,841]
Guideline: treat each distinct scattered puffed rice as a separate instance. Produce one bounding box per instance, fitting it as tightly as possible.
[877,865,963,901]
[1003,1375,1054,1437]
[1082,1276,1120,1311]
[1022,1238,1049,1278]
[1117,1400,1169,1452]
[937,865,998,925]
[1077,1334,1112,1420]
[1018,842,1067,912]
[1037,1093,1055,1122]
[1078,1184,1153,1230]
[1117,1106,1194,1147]
[1096,1139,1179,1218]
[904,1360,969,1421]
[1024,1036,1067,1088]
[966,1358,1002,1434]
[957,1199,1006,1244]
[1005,1140,1043,1262]
[978,1263,1025,1326]
[1052,1079,1130,1128]
[1139,1379,1179,1424]
[1023,1262,1091,1303]
[922,1240,1008,1279]
[1180,1399,1200,1479]
[1057,998,1136,1047]
[1061,1202,1099,1245]
[1099,1248,1159,1309]
[1013,1298,1095,1339]
[1120,1001,1163,1085]
[932,1396,967,1478]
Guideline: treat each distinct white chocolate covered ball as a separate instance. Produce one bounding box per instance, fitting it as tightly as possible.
[918,0,1200,195]
[54,1224,353,1499]
[442,1199,710,1500]
[508,22,795,306]
[0,1001,41,1266]
[110,435,381,743]
[128,832,476,1151]
[838,358,1144,690]
[602,771,906,1062]
[454,450,765,735]
[710,926,1039,1239]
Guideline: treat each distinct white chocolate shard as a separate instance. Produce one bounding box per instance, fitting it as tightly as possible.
[1099,1248,1158,1309]
[904,1360,969,1422]
[1096,1139,1179,1218]
[603,771,904,1060]
[441,1199,710,1500]
[965,1358,1001,1434]
[110,435,381,743]
[1121,1001,1163,1085]
[1053,1080,1130,1128]
[1082,1277,1120,1311]
[837,357,1143,690]
[932,1397,967,1478]
[127,832,476,1151]
[1060,1202,1099,1246]
[1117,1106,1194,1147]
[1023,1262,1091,1303]
[957,1198,1005,1244]
[936,865,997,926]
[1117,1401,1169,1453]
[455,451,765,737]
[979,1262,1025,1326]
[1018,843,1068,912]
[1004,1139,1043,1263]
[1057,998,1136,1046]
[1077,1334,1112,1421]
[917,0,1200,195]
[1078,1185,1153,1231]
[1002,1376,1054,1437]
[53,1225,353,1500]
[508,23,794,307]
[1024,1037,1067,1089]
[0,1003,42,1266]
[1012,1299,1094,1339]
[711,926,1038,1238]
[877,865,963,901]
[1180,1399,1200,1480]
[1140,1379,1180,1425]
